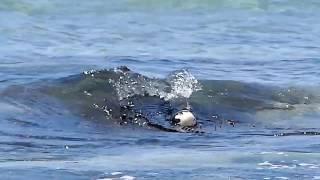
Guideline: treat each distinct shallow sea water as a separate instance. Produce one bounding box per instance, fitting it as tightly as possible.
[1,0,320,179]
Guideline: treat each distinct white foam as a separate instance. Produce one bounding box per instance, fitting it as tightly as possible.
[309,166,319,169]
[258,161,272,166]
[275,177,289,180]
[258,161,296,169]
[120,175,136,180]
[299,163,315,167]
[260,152,272,154]
[111,172,123,175]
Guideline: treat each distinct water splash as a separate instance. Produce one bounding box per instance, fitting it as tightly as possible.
[111,68,201,101]
[111,67,170,101]
[165,69,202,100]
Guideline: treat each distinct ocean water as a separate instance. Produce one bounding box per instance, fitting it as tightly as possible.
[1,0,320,179]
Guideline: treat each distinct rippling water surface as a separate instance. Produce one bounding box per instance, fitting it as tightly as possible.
[1,0,320,179]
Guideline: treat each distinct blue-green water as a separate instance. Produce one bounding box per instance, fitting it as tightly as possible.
[1,0,320,179]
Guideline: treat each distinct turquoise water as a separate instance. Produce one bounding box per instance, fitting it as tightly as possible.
[1,0,320,179]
